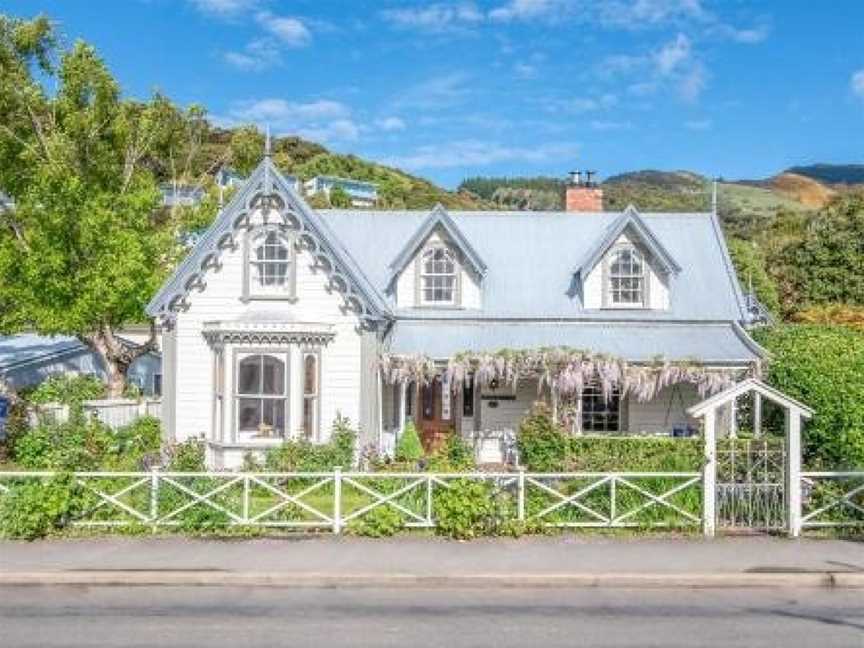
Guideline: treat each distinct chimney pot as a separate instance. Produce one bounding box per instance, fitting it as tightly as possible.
[565,169,603,212]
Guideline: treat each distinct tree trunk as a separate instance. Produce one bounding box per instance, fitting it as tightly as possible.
[81,322,158,399]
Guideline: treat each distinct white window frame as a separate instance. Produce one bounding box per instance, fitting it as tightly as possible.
[243,226,297,301]
[606,243,647,308]
[233,350,290,441]
[417,245,460,307]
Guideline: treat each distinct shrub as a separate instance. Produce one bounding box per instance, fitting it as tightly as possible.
[427,434,476,472]
[517,404,569,471]
[12,413,113,471]
[108,416,162,469]
[27,374,105,406]
[754,325,864,468]
[434,479,500,539]
[167,438,207,471]
[395,421,423,463]
[349,505,405,538]
[265,416,357,471]
[0,475,82,540]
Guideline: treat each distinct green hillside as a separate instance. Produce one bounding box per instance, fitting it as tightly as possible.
[192,126,489,211]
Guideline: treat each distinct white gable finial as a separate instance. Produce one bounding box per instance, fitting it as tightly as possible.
[264,125,272,158]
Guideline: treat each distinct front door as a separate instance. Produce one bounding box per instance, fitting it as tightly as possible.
[417,380,453,453]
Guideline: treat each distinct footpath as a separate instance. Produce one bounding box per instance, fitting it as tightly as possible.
[1,535,862,588]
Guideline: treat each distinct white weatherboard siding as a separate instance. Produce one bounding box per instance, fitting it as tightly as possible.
[626,384,700,434]
[168,211,363,467]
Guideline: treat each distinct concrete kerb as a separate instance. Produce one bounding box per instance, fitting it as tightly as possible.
[1,571,862,589]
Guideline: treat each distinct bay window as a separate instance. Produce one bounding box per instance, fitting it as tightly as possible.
[235,352,288,438]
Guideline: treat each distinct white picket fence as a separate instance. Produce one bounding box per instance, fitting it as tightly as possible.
[0,470,703,533]
[27,399,161,429]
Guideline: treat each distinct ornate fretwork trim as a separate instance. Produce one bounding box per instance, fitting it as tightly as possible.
[146,158,390,328]
[202,320,335,347]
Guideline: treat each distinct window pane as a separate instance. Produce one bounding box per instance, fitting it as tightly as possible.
[238,398,262,431]
[237,357,261,394]
[261,355,284,395]
[304,354,317,395]
[303,398,315,437]
[262,399,285,433]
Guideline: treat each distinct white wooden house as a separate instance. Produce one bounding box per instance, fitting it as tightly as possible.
[147,151,765,469]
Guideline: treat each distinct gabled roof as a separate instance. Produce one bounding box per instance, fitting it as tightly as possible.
[146,157,390,323]
[687,377,813,419]
[387,204,488,285]
[573,205,682,277]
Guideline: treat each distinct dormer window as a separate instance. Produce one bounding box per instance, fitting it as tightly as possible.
[608,244,645,307]
[244,227,296,300]
[419,246,458,306]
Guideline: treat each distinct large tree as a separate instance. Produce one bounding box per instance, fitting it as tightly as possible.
[0,15,195,396]
[782,192,864,308]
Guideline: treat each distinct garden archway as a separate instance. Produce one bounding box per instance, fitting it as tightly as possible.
[687,378,814,537]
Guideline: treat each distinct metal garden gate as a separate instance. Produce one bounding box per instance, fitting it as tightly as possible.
[716,439,787,532]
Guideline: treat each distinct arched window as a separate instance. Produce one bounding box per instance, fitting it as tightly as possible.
[246,228,295,298]
[301,351,320,439]
[608,245,645,306]
[420,246,457,305]
[236,354,286,437]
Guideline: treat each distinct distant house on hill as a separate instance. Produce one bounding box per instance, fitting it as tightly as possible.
[304,175,378,207]
[160,184,205,208]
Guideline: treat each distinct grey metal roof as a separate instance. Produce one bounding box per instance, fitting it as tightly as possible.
[386,320,762,363]
[0,334,86,374]
[317,208,748,322]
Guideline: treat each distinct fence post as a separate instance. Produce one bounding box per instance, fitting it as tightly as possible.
[149,468,159,533]
[517,468,526,522]
[610,475,617,525]
[426,475,433,525]
[333,466,342,535]
[786,411,802,538]
[702,409,717,537]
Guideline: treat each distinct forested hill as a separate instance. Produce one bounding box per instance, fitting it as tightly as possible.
[193,127,488,211]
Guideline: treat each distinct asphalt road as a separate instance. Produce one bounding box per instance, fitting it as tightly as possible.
[0,586,862,647]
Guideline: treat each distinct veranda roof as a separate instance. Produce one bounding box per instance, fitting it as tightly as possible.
[385,320,763,364]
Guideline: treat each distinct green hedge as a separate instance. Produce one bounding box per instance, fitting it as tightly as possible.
[754,325,864,469]
[517,407,702,472]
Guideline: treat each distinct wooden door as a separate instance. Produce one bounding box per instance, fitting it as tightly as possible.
[417,380,453,453]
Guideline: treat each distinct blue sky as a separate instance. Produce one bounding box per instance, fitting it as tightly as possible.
[6,0,864,188]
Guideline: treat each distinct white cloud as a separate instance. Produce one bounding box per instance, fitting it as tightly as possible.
[489,0,565,22]
[396,73,472,110]
[256,12,312,47]
[380,139,580,170]
[224,39,280,71]
[598,0,708,29]
[216,98,360,143]
[188,0,258,16]
[543,93,618,114]
[678,62,706,102]
[376,116,407,132]
[654,33,691,75]
[381,3,483,33]
[685,118,712,130]
[852,70,864,100]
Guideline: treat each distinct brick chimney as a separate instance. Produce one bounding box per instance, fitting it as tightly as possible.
[565,170,604,212]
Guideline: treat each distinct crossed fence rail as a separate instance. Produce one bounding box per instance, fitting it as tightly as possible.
[801,472,864,529]
[0,470,703,533]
